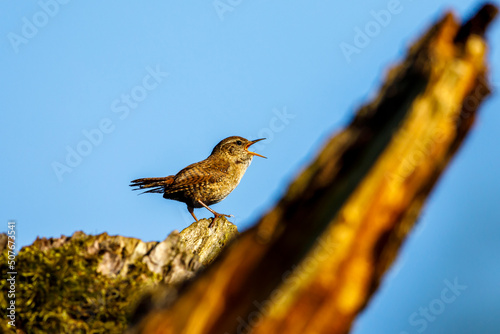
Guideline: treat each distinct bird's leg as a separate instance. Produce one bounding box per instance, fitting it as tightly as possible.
[196,199,233,227]
[187,205,198,222]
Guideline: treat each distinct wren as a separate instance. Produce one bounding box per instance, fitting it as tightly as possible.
[130,136,266,225]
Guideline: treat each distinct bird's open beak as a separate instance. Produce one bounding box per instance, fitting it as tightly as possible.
[245,138,267,158]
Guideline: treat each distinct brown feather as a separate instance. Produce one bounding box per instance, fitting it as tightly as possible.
[163,159,229,195]
[130,176,175,194]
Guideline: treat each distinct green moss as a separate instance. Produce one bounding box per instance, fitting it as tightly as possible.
[0,235,162,333]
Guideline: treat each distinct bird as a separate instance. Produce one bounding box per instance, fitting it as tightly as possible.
[130,136,266,226]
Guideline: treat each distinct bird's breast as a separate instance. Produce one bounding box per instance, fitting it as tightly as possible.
[199,161,250,205]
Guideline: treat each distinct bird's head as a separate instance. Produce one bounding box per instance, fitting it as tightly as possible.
[210,136,266,164]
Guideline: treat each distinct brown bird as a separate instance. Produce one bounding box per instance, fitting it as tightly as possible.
[130,136,266,224]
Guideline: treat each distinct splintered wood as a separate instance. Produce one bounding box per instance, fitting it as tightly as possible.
[130,5,497,334]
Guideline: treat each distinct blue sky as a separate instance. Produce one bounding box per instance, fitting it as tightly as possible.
[1,1,499,333]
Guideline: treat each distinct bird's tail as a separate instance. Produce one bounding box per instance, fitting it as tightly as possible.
[130,176,174,194]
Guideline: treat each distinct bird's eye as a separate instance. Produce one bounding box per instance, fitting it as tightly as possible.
[236,140,242,145]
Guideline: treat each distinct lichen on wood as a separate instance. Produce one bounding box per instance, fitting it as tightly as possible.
[0,217,238,333]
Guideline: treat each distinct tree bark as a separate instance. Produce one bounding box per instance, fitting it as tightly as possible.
[0,218,238,333]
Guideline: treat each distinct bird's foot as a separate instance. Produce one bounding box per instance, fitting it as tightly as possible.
[209,213,233,228]
[216,213,233,218]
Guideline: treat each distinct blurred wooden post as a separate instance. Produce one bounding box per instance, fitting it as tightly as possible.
[130,4,497,334]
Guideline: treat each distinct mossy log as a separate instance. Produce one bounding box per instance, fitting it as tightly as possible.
[0,218,238,333]
[129,4,497,334]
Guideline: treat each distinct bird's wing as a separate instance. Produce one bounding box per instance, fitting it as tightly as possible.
[164,159,230,194]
